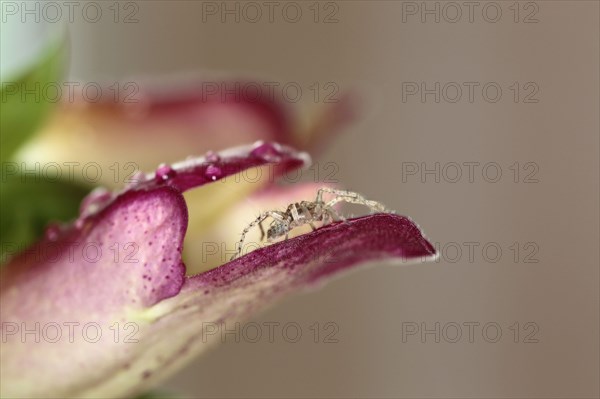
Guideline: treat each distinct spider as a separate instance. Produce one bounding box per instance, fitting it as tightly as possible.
[231,188,388,260]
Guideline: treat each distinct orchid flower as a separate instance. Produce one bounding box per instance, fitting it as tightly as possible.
[2,45,435,397]
[1,139,437,398]
[10,77,360,275]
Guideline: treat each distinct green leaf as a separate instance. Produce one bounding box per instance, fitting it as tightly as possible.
[0,38,66,161]
[0,174,91,265]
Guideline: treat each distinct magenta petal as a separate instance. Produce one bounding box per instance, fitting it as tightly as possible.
[126,141,308,192]
[1,142,310,310]
[0,142,436,398]
[115,78,294,145]
[120,214,435,395]
[184,213,436,293]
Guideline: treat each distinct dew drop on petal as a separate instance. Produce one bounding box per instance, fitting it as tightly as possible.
[155,163,176,181]
[205,151,221,163]
[205,164,222,181]
[251,141,282,162]
[44,224,61,241]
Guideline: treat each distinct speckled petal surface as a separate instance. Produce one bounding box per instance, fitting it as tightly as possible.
[0,143,436,399]
[96,214,437,398]
[0,142,308,398]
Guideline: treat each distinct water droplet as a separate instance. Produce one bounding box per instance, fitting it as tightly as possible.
[45,224,61,241]
[205,164,222,181]
[155,163,176,181]
[251,142,282,162]
[205,151,220,163]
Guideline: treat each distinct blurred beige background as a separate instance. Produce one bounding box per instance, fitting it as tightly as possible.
[65,1,598,398]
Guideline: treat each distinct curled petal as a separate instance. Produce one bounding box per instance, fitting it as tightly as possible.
[95,214,437,398]
[1,142,308,308]
[0,143,435,398]
[2,142,309,398]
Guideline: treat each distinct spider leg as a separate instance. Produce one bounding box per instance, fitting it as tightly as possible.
[258,211,285,241]
[298,202,316,228]
[258,220,266,241]
[290,203,300,222]
[324,204,349,225]
[320,188,387,213]
[232,210,286,261]
[233,213,268,261]
[315,188,326,204]
[269,211,287,221]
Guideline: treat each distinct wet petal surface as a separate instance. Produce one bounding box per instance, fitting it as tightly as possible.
[0,144,435,398]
